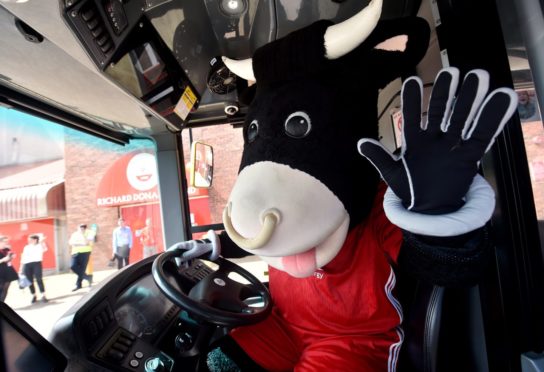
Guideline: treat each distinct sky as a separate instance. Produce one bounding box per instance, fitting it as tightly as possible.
[0,106,64,167]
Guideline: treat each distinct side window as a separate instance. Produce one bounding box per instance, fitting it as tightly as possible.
[516,86,544,240]
[181,125,244,238]
[497,6,544,246]
[0,107,165,304]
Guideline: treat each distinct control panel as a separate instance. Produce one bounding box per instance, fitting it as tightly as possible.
[64,0,144,68]
[103,0,129,35]
[63,0,200,127]
[179,260,214,285]
[96,328,174,371]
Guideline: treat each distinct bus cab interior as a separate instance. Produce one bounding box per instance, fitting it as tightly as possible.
[0,0,543,371]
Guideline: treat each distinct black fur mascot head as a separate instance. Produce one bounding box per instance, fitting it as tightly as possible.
[222,1,429,277]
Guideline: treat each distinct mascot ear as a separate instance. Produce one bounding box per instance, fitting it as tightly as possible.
[359,17,430,88]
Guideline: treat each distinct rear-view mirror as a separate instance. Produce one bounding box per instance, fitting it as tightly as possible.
[190,141,213,188]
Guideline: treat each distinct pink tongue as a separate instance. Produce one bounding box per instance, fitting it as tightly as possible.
[281,248,317,278]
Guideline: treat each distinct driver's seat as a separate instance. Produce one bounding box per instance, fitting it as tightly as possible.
[397,280,444,372]
[396,275,489,372]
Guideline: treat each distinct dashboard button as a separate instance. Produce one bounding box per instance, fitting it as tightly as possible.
[117,336,133,346]
[96,34,108,47]
[100,41,113,54]
[113,342,129,353]
[107,349,124,361]
[86,17,99,30]
[123,332,136,341]
[81,9,95,22]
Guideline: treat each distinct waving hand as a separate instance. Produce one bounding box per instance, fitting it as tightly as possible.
[358,67,518,234]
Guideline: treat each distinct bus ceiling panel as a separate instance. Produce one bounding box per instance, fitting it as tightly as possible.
[172,0,424,127]
[0,3,174,136]
[0,0,98,71]
[0,0,427,132]
[274,0,422,39]
[199,0,423,56]
[59,0,218,129]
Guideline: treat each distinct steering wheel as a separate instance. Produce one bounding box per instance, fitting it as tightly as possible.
[152,250,272,327]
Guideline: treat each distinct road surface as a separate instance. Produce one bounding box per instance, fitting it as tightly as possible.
[4,269,117,339]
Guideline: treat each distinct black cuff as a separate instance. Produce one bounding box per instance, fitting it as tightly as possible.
[398,226,491,288]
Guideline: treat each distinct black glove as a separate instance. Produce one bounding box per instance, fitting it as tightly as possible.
[358,67,517,215]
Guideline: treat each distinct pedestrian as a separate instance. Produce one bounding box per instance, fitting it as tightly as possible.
[85,226,97,284]
[20,234,48,303]
[111,218,133,269]
[517,90,539,121]
[0,236,18,302]
[68,224,94,291]
[136,218,157,259]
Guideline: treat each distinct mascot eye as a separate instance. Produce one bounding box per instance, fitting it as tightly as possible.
[285,112,311,138]
[247,120,259,142]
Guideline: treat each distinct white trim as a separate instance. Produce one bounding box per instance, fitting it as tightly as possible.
[449,69,489,134]
[389,327,404,372]
[357,138,395,180]
[428,67,459,131]
[385,267,404,372]
[385,267,403,323]
[399,75,422,152]
[465,88,519,153]
[383,174,495,236]
[401,158,415,210]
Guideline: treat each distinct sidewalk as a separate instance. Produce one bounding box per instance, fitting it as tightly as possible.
[4,269,117,338]
[2,257,269,340]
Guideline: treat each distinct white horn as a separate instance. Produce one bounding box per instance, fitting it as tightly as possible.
[222,56,256,82]
[324,0,383,60]
[222,207,278,250]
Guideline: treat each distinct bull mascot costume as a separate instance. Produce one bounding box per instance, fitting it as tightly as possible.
[160,0,518,370]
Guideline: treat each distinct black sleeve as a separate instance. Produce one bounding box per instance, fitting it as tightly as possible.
[218,231,253,259]
[397,226,491,288]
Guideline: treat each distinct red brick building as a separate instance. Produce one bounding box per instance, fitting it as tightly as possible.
[61,124,243,272]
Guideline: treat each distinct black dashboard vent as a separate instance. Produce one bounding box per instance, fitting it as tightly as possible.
[83,301,115,348]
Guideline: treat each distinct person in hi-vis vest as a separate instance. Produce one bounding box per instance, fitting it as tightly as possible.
[69,224,94,291]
